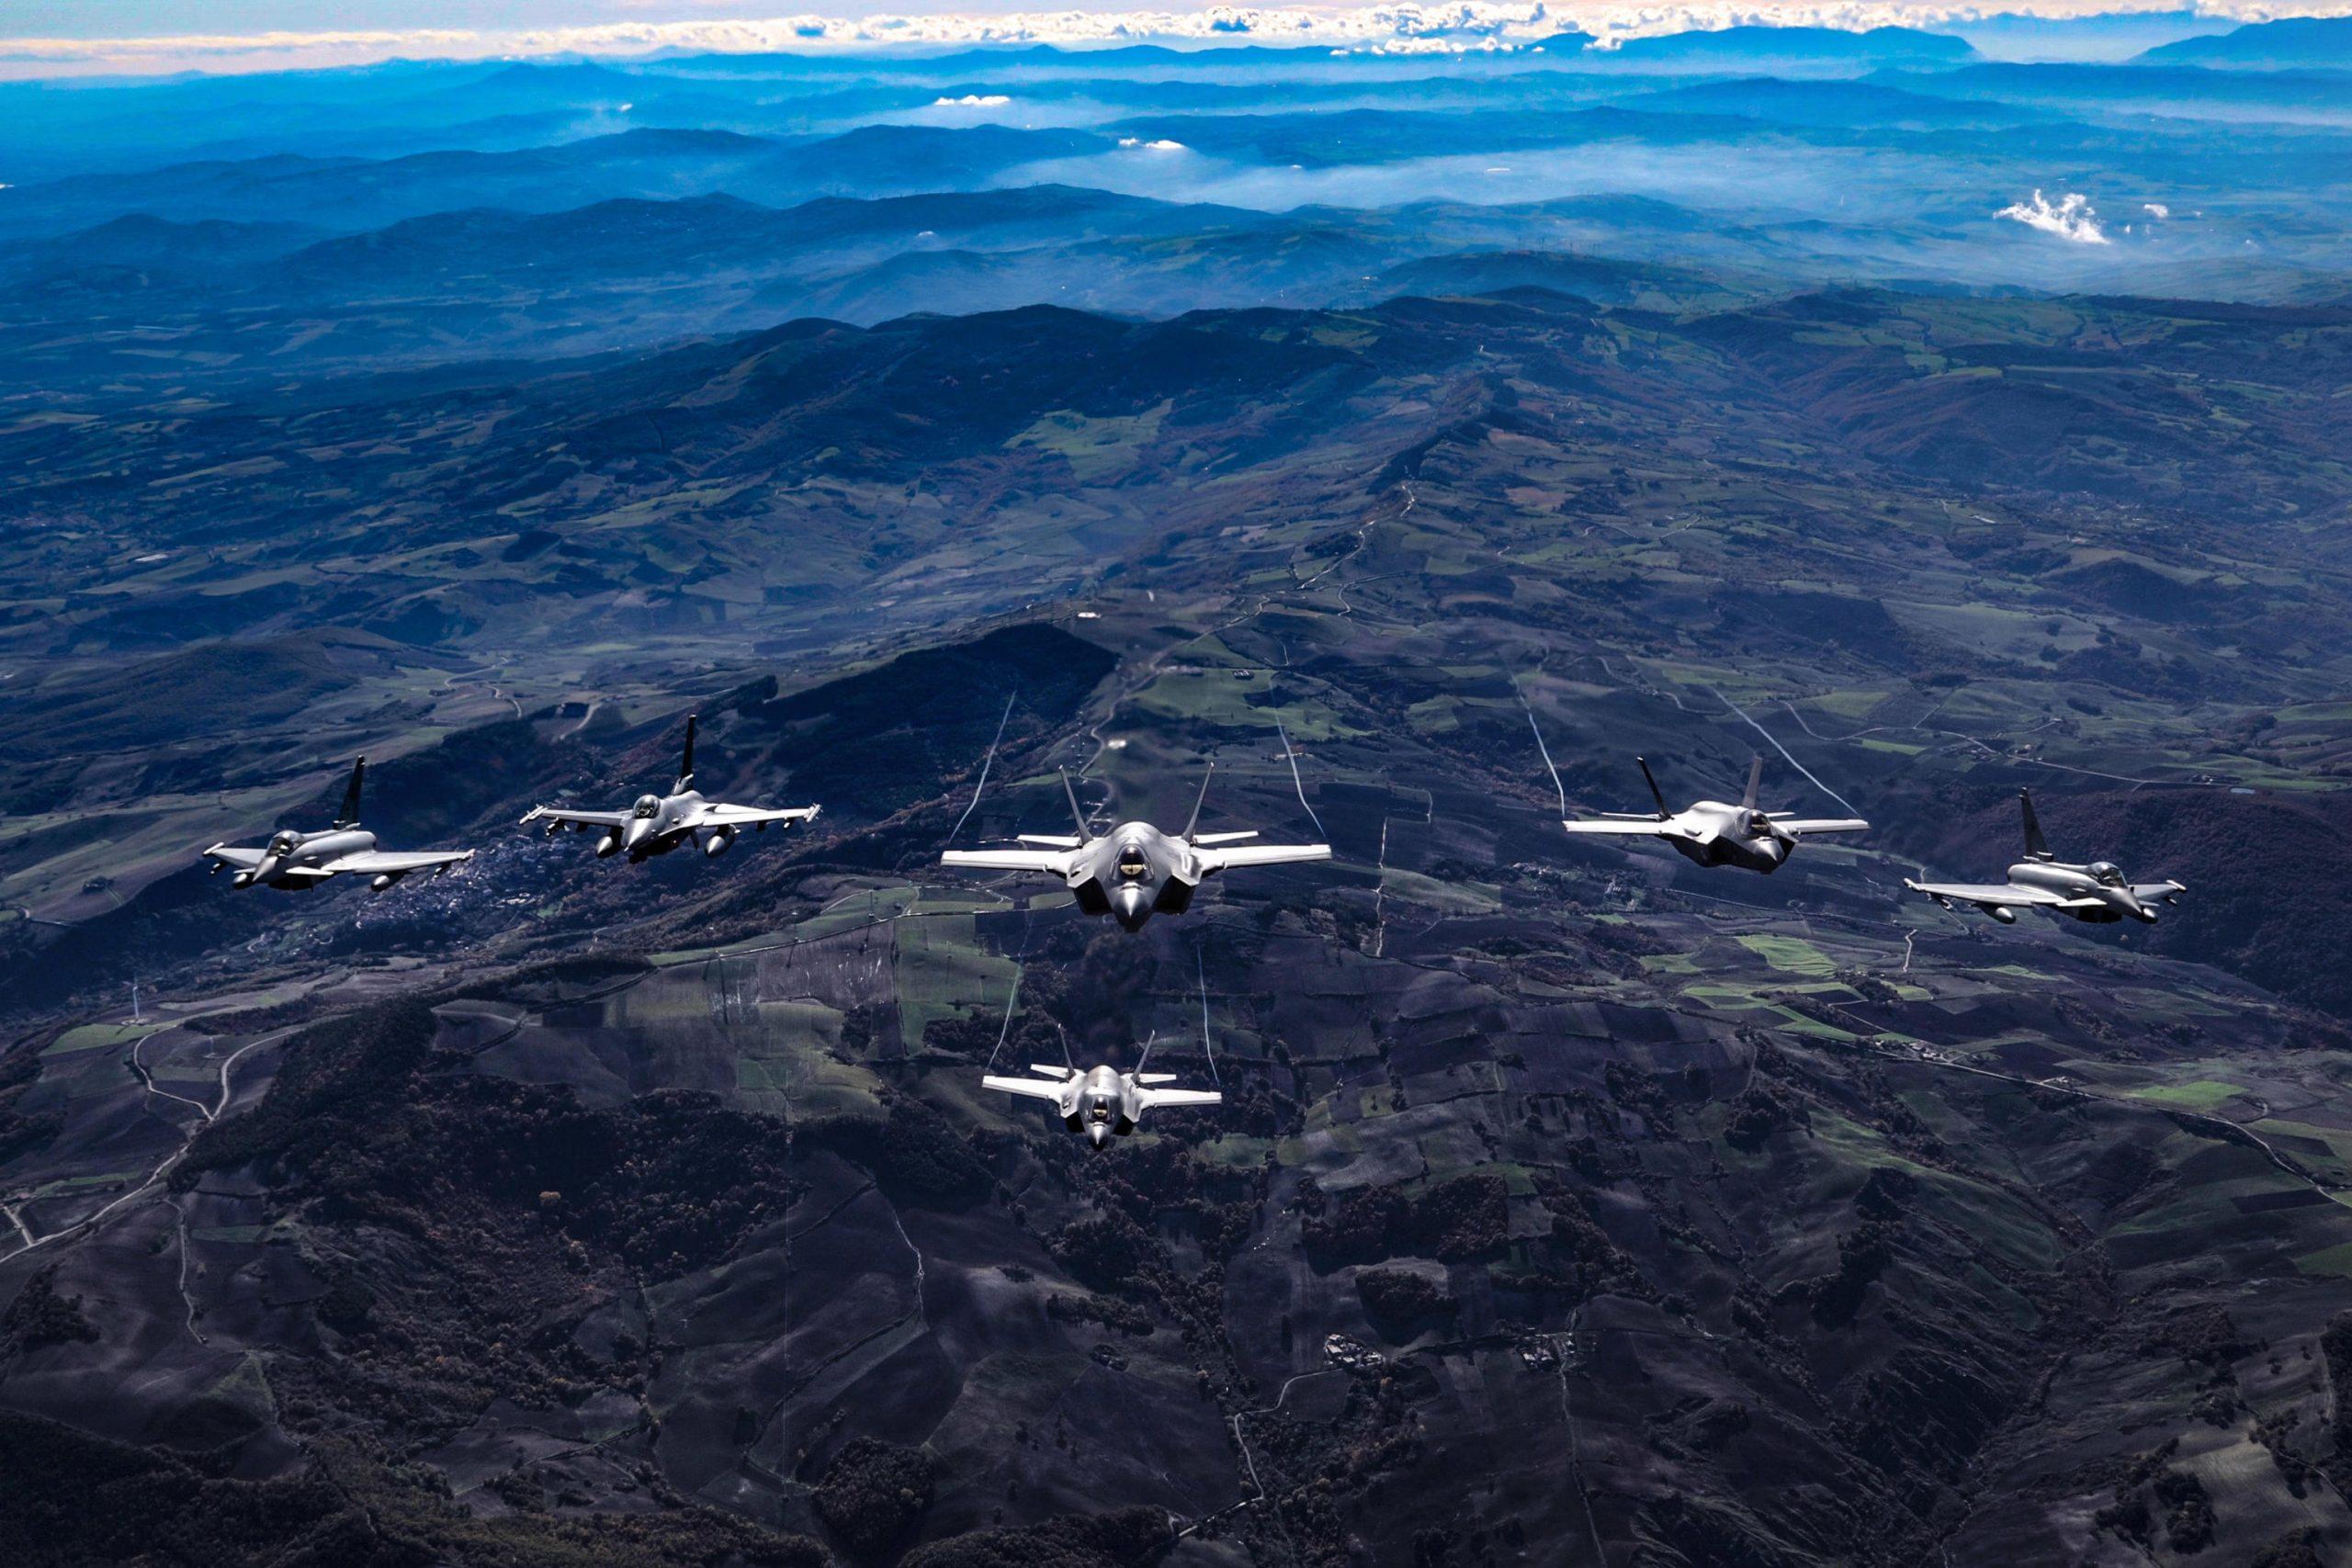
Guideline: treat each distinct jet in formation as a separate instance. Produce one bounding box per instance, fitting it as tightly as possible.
[941,767,1329,930]
[1562,754,1869,874]
[984,1058,1222,1147]
[1906,789,2184,925]
[204,759,472,892]
[521,716,819,863]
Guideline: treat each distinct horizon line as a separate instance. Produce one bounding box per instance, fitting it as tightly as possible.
[4,2,2345,85]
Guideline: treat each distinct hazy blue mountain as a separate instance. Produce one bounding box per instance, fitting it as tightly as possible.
[1621,76,2051,129]
[2140,15,2352,68]
[1603,24,1981,71]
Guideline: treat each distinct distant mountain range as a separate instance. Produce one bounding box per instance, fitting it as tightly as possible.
[2139,14,2352,67]
[1600,24,1981,69]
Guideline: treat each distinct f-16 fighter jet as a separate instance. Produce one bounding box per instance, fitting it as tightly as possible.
[1561,754,1868,874]
[204,758,471,892]
[520,715,818,863]
[984,1060,1222,1147]
[1906,789,2183,925]
[940,766,1329,930]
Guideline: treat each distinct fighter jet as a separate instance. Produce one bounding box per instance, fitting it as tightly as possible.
[520,715,817,863]
[1905,789,2183,925]
[1561,754,1868,874]
[940,766,1329,930]
[984,1058,1222,1147]
[203,758,472,892]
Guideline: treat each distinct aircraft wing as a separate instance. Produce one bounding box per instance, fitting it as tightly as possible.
[1770,817,1871,837]
[1561,819,1672,837]
[1905,878,2070,908]
[318,849,475,875]
[2133,880,2187,901]
[1136,1087,1223,1111]
[520,805,630,829]
[682,802,821,829]
[943,848,1081,876]
[202,843,266,870]
[982,1074,1072,1105]
[1193,842,1330,873]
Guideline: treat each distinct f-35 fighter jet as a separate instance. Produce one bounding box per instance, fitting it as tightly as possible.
[520,715,818,863]
[984,1060,1222,1147]
[1562,754,1868,874]
[940,766,1329,930]
[203,758,472,892]
[1906,789,2183,925]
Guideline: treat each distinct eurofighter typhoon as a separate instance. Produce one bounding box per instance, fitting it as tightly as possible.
[1562,754,1868,874]
[941,766,1329,930]
[1906,789,2185,925]
[521,715,819,863]
[203,759,472,892]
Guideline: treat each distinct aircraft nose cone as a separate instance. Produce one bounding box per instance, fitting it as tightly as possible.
[624,820,653,853]
[1112,886,1152,931]
[246,857,279,886]
[1087,1123,1111,1148]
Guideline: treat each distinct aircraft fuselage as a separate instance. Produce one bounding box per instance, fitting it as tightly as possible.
[616,789,736,862]
[1069,1066,1137,1145]
[1666,801,1792,874]
[1071,823,1200,931]
[2009,860,2157,923]
[243,827,375,889]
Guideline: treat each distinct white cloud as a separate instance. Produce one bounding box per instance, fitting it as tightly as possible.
[1997,188,2109,244]
[2143,201,2170,218]
[933,93,1012,106]
[1118,135,1188,149]
[10,3,2352,80]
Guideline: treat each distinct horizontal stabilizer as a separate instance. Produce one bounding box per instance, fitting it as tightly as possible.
[1770,817,1870,837]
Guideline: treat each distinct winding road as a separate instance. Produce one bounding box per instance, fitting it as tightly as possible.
[0,1023,298,1264]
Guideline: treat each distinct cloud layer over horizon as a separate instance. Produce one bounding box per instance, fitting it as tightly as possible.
[4,0,2348,80]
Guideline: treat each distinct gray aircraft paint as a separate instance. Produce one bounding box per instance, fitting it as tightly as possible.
[1560,753,1869,874]
[940,764,1329,930]
[982,1062,1223,1147]
[1906,789,2185,925]
[520,714,819,863]
[202,758,472,892]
